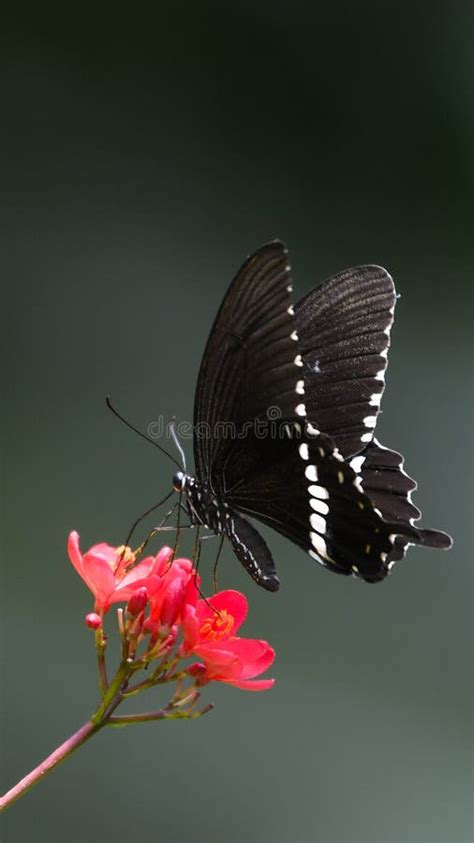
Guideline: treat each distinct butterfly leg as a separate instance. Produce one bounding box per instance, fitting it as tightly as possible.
[124,489,175,548]
[134,498,193,559]
[212,533,226,593]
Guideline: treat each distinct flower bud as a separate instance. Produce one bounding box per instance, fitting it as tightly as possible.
[85,612,102,630]
[187,662,207,677]
[160,579,185,628]
[154,545,174,575]
[127,587,148,617]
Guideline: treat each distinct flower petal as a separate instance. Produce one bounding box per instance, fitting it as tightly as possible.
[67,531,84,577]
[195,590,248,637]
[200,637,275,680]
[68,532,116,608]
[119,555,156,587]
[180,603,199,652]
[223,678,275,691]
[153,546,174,575]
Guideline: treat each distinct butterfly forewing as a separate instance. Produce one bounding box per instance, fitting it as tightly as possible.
[193,241,301,483]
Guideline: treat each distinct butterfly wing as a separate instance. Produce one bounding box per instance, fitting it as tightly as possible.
[193,241,302,481]
[349,438,452,563]
[192,247,451,587]
[295,265,396,459]
[223,424,426,582]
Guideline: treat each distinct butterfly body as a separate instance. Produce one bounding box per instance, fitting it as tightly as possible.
[173,470,280,590]
[172,241,452,591]
[174,471,226,533]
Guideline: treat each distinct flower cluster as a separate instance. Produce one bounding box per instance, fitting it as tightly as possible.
[68,531,275,695]
[0,531,276,812]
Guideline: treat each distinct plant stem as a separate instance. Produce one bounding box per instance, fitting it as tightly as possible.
[95,628,108,695]
[0,719,101,813]
[0,660,133,813]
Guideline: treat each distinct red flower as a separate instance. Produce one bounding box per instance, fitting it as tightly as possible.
[181,590,275,691]
[144,556,195,634]
[67,531,173,613]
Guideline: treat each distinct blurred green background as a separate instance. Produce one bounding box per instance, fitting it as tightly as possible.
[1,4,472,842]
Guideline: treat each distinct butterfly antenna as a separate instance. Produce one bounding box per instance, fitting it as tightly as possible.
[106,396,182,470]
[169,418,187,471]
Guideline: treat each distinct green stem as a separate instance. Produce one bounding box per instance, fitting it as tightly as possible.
[95,629,109,695]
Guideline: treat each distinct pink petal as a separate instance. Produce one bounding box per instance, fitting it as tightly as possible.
[153,546,174,575]
[195,590,248,636]
[224,678,275,691]
[111,574,163,605]
[193,644,240,671]
[180,603,199,652]
[68,532,115,607]
[86,542,118,566]
[172,557,193,575]
[160,578,186,627]
[119,555,156,587]
[183,574,200,610]
[67,531,84,577]
[224,638,275,677]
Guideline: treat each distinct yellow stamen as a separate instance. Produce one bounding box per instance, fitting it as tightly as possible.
[115,545,136,565]
[199,610,234,641]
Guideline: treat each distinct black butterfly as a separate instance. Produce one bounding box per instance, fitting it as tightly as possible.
[172,241,452,590]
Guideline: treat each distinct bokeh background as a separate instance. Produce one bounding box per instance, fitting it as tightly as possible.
[2,4,472,842]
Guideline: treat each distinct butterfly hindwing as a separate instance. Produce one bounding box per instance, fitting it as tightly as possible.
[295,265,396,458]
[222,423,420,583]
[349,438,452,564]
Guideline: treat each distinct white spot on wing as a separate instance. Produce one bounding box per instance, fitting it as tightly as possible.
[294,354,303,367]
[310,512,326,534]
[360,432,373,442]
[350,455,366,474]
[353,475,364,493]
[310,532,327,557]
[290,330,299,341]
[306,422,320,436]
[299,443,309,460]
[369,393,381,407]
[309,548,327,567]
[295,403,306,417]
[363,415,377,428]
[296,379,305,395]
[287,305,295,316]
[305,465,318,482]
[308,484,329,499]
[310,498,329,515]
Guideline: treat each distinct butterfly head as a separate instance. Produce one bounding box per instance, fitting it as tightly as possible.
[172,470,187,492]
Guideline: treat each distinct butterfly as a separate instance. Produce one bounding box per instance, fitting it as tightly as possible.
[172,241,452,590]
